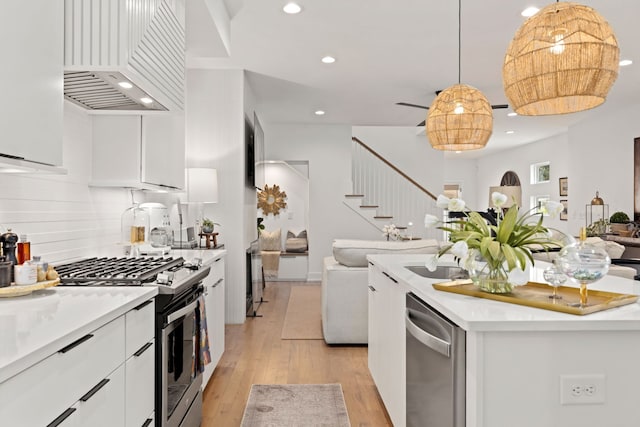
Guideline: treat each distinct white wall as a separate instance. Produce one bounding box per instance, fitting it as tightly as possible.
[568,103,640,234]
[0,102,131,263]
[442,157,479,209]
[185,68,249,324]
[264,124,381,280]
[471,133,570,234]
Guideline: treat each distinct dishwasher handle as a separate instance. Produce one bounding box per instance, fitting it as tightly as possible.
[405,309,451,358]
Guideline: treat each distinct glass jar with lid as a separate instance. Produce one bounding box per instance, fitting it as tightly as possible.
[121,203,150,249]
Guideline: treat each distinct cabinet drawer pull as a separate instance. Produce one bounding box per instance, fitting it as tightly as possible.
[80,378,110,402]
[368,261,374,266]
[214,258,222,263]
[47,407,77,427]
[134,341,153,357]
[142,419,153,427]
[59,334,93,354]
[382,271,398,283]
[212,278,223,288]
[368,285,376,292]
[134,299,153,310]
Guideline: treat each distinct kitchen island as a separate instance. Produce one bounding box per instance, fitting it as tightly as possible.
[368,254,640,427]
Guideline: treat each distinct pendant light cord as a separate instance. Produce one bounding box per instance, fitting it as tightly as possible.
[458,0,462,84]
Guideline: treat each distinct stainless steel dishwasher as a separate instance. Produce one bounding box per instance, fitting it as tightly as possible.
[406,292,465,427]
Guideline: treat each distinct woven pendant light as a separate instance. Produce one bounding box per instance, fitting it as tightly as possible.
[426,0,493,151]
[503,2,619,116]
[426,84,493,150]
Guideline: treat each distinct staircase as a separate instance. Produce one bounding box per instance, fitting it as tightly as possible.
[345,137,442,240]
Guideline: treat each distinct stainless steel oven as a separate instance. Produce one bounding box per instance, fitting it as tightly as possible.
[55,256,211,427]
[158,285,203,427]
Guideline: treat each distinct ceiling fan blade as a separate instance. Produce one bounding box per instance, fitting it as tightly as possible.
[491,104,509,109]
[396,102,429,110]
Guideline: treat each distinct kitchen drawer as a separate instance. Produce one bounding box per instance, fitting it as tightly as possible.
[0,316,125,427]
[125,340,155,427]
[209,256,225,282]
[125,298,155,358]
[52,364,126,427]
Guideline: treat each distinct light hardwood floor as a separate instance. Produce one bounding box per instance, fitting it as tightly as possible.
[201,281,393,426]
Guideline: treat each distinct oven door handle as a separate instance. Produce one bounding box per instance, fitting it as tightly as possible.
[167,300,199,324]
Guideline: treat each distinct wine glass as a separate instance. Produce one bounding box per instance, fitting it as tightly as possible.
[542,262,567,299]
[556,242,610,307]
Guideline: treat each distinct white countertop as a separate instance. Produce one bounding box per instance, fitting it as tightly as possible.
[367,253,640,332]
[0,286,158,384]
[170,248,226,265]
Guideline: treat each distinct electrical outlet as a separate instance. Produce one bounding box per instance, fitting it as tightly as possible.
[560,374,606,405]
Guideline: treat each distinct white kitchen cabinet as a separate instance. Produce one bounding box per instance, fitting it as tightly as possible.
[92,114,185,190]
[368,262,408,427]
[0,296,155,427]
[58,364,126,427]
[0,1,63,166]
[125,299,156,427]
[202,254,226,389]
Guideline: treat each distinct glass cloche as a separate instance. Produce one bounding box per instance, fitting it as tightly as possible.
[555,228,610,307]
[121,203,150,254]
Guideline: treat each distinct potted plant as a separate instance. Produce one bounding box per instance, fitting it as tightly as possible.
[609,211,630,234]
[201,218,219,233]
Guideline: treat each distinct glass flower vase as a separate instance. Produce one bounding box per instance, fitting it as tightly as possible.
[469,256,514,294]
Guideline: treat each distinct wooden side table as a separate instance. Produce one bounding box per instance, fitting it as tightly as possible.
[199,232,218,249]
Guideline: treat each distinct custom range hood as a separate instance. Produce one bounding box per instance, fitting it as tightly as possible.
[63,0,185,112]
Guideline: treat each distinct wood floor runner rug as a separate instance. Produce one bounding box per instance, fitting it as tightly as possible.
[281,285,323,340]
[240,384,350,427]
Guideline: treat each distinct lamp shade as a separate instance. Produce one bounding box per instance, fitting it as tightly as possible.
[186,168,218,203]
[489,185,522,208]
[503,2,619,116]
[426,84,493,151]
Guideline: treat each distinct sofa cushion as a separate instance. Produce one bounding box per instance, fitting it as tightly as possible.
[332,239,440,267]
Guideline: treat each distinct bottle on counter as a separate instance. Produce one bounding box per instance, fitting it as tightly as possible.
[31,255,47,282]
[0,229,18,282]
[17,234,31,265]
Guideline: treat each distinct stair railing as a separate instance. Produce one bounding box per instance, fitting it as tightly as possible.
[350,137,441,240]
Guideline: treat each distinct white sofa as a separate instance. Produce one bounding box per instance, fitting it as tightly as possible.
[321,239,441,344]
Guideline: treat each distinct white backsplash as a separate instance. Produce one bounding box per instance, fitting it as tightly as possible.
[0,103,133,264]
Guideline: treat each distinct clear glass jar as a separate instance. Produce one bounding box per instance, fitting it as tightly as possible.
[121,203,150,245]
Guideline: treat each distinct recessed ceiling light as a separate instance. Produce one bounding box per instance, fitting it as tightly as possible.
[315,110,325,116]
[140,97,153,104]
[506,130,515,134]
[321,56,336,64]
[283,2,301,14]
[620,59,633,67]
[521,6,539,17]
[507,112,518,117]
[455,151,461,154]
[118,81,133,89]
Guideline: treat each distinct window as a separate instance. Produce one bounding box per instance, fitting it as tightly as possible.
[530,161,550,184]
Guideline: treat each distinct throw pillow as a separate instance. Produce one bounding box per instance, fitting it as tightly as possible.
[260,229,281,251]
[286,229,308,252]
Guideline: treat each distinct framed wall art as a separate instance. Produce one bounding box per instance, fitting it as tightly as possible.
[559,177,568,197]
[560,199,568,221]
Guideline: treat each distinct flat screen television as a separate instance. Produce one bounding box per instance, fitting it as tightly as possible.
[245,116,255,188]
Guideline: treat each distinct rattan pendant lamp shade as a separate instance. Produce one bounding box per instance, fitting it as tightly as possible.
[503,2,619,116]
[426,0,493,151]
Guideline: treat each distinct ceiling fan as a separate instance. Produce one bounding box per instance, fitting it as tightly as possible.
[397,91,508,126]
